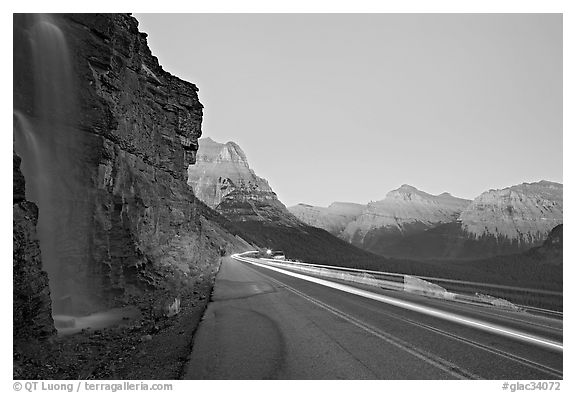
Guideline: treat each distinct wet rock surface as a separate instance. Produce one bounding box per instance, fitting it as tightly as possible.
[13,152,55,339]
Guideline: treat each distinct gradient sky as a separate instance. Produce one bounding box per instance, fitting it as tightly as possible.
[135,13,562,207]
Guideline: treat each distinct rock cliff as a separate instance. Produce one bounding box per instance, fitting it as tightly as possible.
[13,14,246,322]
[188,137,300,225]
[187,137,275,209]
[13,152,55,339]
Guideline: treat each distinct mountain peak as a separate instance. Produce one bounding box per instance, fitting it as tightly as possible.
[188,138,299,225]
[533,180,560,186]
[398,184,418,191]
[385,184,431,201]
[197,137,249,166]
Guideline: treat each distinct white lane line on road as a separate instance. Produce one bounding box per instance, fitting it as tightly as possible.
[233,255,563,353]
[241,257,562,379]
[418,295,563,334]
[373,304,563,378]
[243,261,480,380]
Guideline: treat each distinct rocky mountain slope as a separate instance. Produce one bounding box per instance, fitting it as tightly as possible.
[187,137,275,209]
[13,13,249,341]
[378,181,563,260]
[293,181,562,260]
[291,184,471,255]
[188,137,301,226]
[341,185,471,249]
[288,202,364,236]
[186,138,413,268]
[460,180,563,244]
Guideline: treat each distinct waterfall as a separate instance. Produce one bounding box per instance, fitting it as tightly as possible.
[14,13,145,334]
[29,14,75,125]
[14,14,86,316]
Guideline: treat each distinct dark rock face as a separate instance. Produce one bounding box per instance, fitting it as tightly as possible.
[68,14,203,178]
[13,14,241,317]
[13,154,26,204]
[13,152,55,338]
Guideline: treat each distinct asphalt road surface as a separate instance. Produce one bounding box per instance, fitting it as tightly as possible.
[183,256,562,379]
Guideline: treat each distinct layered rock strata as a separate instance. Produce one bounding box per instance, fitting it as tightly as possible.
[13,14,244,318]
[188,137,301,225]
[460,181,563,244]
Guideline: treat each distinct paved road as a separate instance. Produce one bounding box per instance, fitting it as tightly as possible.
[183,257,562,379]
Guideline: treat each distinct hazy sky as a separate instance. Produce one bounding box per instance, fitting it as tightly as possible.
[135,13,562,207]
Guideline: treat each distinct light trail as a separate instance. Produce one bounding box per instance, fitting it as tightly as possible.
[250,253,562,297]
[232,254,563,353]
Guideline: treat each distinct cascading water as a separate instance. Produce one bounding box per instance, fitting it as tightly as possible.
[14,14,142,333]
[14,15,144,334]
[14,14,90,319]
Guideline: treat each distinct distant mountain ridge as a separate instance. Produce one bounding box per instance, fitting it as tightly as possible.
[340,184,471,246]
[460,180,562,243]
[291,181,562,260]
[289,184,471,254]
[288,202,364,236]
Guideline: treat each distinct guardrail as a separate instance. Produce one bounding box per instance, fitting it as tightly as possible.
[233,252,562,315]
[232,253,563,353]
